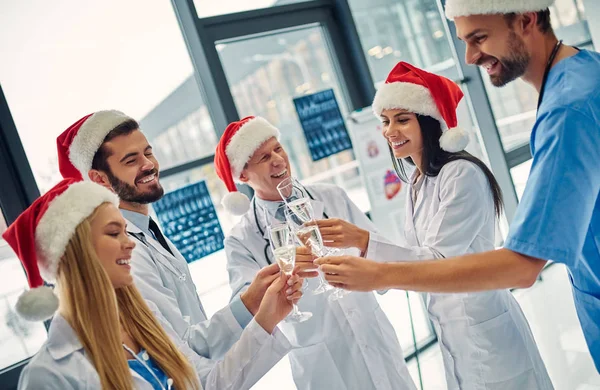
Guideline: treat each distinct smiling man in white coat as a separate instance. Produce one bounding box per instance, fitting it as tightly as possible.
[214,115,417,390]
[55,110,304,389]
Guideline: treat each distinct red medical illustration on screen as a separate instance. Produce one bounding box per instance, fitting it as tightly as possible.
[384,170,402,200]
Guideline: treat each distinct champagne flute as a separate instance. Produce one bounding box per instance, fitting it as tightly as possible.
[278,178,349,300]
[267,222,312,323]
[276,176,307,205]
[285,204,344,296]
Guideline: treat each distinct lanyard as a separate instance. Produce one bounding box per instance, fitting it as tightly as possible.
[537,40,562,110]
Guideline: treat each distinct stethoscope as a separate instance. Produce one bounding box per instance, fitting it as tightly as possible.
[254,188,329,264]
[122,343,173,390]
[537,40,563,111]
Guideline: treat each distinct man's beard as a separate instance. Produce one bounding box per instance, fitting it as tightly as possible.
[483,31,530,87]
[107,168,164,204]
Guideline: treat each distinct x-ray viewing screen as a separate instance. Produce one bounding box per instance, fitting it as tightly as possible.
[153,181,224,263]
[293,88,353,161]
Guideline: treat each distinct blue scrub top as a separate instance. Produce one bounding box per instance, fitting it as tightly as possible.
[128,348,169,390]
[504,49,600,371]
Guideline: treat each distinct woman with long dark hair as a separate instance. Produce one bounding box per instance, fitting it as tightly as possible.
[315,62,553,389]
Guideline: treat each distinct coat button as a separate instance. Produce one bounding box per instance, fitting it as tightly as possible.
[142,351,150,361]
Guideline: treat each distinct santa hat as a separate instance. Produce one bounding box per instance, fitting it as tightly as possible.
[2,179,119,321]
[214,116,280,215]
[56,110,135,180]
[445,0,554,20]
[372,61,468,153]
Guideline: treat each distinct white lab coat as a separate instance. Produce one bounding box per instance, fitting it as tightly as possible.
[124,218,291,389]
[18,307,291,390]
[369,160,553,390]
[225,183,417,390]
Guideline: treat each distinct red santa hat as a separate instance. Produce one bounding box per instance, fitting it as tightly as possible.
[214,116,280,215]
[445,0,554,20]
[372,61,468,153]
[2,179,119,321]
[56,110,135,180]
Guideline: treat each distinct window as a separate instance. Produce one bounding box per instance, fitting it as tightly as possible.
[0,208,47,371]
[349,0,454,85]
[510,159,533,201]
[0,0,212,194]
[481,0,592,153]
[216,25,370,211]
[193,0,309,18]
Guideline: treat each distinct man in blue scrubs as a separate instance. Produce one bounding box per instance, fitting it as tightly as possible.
[315,0,600,371]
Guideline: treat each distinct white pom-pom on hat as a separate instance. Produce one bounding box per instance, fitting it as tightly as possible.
[15,286,59,322]
[222,191,251,216]
[439,127,469,153]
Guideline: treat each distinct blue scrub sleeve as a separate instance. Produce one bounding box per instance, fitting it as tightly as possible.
[229,295,254,329]
[505,106,600,265]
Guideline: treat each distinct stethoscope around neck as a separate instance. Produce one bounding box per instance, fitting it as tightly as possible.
[254,188,329,264]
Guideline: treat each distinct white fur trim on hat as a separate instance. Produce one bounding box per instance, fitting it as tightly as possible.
[222,191,251,216]
[445,0,554,20]
[372,82,446,129]
[226,117,280,179]
[69,110,134,179]
[35,182,119,282]
[16,286,59,321]
[439,127,469,152]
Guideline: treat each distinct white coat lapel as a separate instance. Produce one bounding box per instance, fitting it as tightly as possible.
[310,199,325,220]
[412,181,427,219]
[125,218,183,277]
[405,191,419,246]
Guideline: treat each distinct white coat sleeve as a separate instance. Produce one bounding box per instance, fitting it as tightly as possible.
[336,186,400,260]
[18,362,76,390]
[225,235,263,300]
[132,245,243,360]
[154,303,292,390]
[365,162,492,262]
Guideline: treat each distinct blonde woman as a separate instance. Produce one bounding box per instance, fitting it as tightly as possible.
[3,179,299,389]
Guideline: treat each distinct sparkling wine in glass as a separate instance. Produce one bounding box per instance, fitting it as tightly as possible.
[268,223,312,323]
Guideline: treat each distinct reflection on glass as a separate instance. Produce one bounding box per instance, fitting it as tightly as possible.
[0,207,47,370]
[348,0,454,84]
[140,83,218,171]
[216,24,365,200]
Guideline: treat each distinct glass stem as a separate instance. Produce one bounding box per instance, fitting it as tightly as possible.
[292,303,301,315]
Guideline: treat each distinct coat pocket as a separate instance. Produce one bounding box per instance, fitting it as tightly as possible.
[469,310,534,384]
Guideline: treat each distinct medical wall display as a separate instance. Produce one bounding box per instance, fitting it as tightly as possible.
[153,181,224,263]
[293,88,353,161]
[347,107,410,243]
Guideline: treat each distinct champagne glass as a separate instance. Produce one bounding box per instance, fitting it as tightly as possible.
[285,204,347,297]
[267,222,312,323]
[278,177,349,300]
[276,176,307,205]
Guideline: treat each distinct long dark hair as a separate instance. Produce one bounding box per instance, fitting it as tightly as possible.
[389,114,504,217]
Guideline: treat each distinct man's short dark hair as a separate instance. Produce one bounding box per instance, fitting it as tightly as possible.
[504,9,553,34]
[90,119,139,173]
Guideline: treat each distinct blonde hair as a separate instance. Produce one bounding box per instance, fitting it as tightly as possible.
[57,203,199,389]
